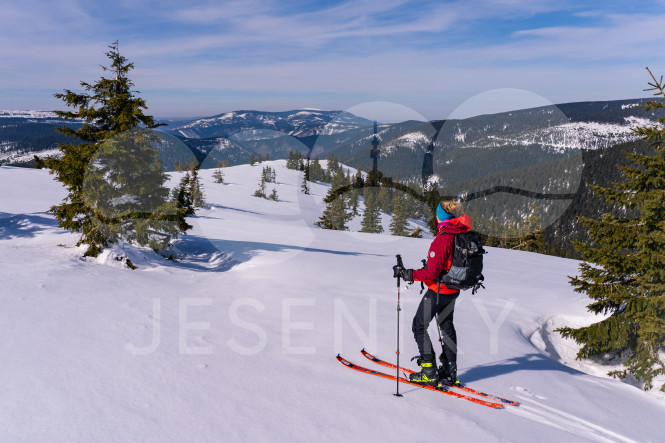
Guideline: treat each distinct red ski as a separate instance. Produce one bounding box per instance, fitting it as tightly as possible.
[360,349,519,406]
[337,355,503,409]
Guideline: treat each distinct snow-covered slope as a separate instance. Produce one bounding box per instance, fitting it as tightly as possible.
[169,109,373,139]
[458,118,649,153]
[0,164,663,442]
[0,110,59,119]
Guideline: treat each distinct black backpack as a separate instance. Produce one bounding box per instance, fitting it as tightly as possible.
[436,231,486,294]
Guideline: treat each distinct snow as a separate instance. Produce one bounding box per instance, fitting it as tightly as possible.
[392,132,429,151]
[624,115,657,129]
[0,110,59,119]
[461,121,644,152]
[0,147,62,165]
[1,163,664,442]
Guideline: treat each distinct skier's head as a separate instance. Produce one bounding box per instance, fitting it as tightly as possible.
[436,200,461,222]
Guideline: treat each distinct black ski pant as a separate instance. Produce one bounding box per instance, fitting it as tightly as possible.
[412,288,459,364]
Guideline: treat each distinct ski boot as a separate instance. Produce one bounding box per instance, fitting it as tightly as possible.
[409,356,438,386]
[438,357,461,387]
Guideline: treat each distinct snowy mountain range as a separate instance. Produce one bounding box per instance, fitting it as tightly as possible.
[167,109,374,139]
[1,99,662,173]
[0,110,60,119]
[1,162,663,442]
[163,99,664,193]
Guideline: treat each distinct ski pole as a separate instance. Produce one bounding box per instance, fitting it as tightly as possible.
[394,254,404,397]
[436,282,446,368]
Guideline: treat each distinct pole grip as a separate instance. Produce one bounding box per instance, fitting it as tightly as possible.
[395,254,403,287]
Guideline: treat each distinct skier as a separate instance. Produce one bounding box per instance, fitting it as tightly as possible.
[392,200,473,386]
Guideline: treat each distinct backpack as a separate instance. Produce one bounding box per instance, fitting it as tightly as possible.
[436,231,486,294]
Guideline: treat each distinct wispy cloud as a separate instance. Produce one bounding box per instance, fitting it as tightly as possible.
[1,0,664,117]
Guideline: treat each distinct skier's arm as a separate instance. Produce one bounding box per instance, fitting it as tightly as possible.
[412,235,452,282]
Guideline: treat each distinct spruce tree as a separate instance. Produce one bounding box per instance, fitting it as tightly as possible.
[389,192,409,236]
[172,172,194,215]
[405,181,424,219]
[46,42,190,257]
[316,169,351,230]
[513,204,545,252]
[557,68,665,391]
[301,159,311,195]
[349,181,360,216]
[33,155,45,169]
[254,176,267,198]
[360,188,383,234]
[79,130,192,252]
[188,166,205,207]
[261,166,275,183]
[377,184,392,215]
[249,154,256,166]
[286,150,295,169]
[309,157,325,182]
[324,153,338,182]
[212,169,224,184]
[301,173,310,195]
[354,167,365,190]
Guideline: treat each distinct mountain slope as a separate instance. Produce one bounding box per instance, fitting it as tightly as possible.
[2,99,661,169]
[0,164,663,442]
[166,109,373,139]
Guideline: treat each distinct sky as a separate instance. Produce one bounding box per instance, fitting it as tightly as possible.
[1,0,665,120]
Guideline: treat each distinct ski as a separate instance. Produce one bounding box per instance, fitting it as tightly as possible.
[337,355,503,409]
[360,349,519,406]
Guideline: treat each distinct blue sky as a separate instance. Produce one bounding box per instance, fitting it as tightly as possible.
[1,0,664,119]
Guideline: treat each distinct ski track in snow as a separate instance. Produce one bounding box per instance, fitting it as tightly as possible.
[508,396,638,443]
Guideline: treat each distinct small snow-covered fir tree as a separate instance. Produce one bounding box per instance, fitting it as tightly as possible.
[377,185,392,215]
[389,192,409,236]
[188,166,205,207]
[309,157,325,182]
[286,150,303,170]
[301,174,310,195]
[254,176,267,198]
[261,166,276,183]
[317,169,351,230]
[360,188,383,234]
[212,169,224,184]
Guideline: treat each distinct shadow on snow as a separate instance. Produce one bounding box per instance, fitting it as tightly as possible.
[169,235,384,272]
[0,212,59,240]
[460,352,582,384]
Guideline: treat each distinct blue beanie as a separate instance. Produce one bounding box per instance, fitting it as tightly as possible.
[436,202,455,221]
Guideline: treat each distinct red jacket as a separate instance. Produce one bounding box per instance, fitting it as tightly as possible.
[412,214,473,294]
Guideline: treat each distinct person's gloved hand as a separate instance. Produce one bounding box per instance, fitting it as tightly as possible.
[392,265,413,282]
